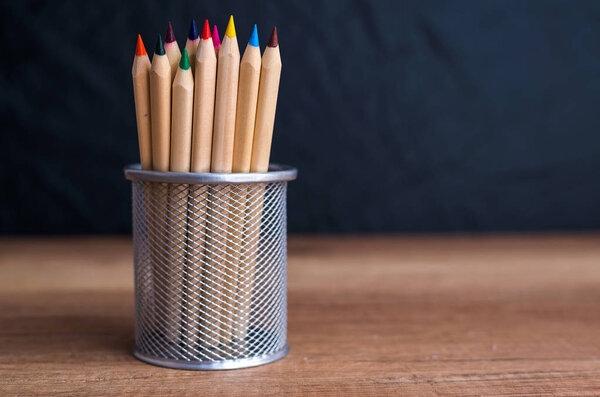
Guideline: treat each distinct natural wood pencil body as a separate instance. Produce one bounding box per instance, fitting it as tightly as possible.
[132,53,152,170]
[191,39,217,173]
[150,53,171,172]
[230,41,261,350]
[250,45,282,173]
[170,66,194,172]
[169,56,197,347]
[233,43,261,173]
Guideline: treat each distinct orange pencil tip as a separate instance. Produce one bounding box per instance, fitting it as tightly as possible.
[135,34,147,56]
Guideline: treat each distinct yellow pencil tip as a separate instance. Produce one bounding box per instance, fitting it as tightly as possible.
[225,15,236,38]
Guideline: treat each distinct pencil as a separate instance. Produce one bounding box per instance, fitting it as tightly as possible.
[170,49,194,173]
[250,27,281,173]
[191,19,217,174]
[132,34,158,340]
[165,21,181,82]
[208,15,240,351]
[232,24,261,173]
[212,25,221,55]
[168,49,194,350]
[184,19,199,74]
[244,27,282,351]
[149,33,174,345]
[150,34,171,172]
[186,20,218,351]
[132,34,152,170]
[231,25,262,351]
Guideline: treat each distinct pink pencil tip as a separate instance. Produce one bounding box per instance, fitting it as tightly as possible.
[212,25,221,49]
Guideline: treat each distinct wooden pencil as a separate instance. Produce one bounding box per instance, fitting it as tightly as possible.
[232,24,261,173]
[250,27,281,173]
[208,15,240,351]
[184,19,199,74]
[168,49,194,348]
[165,21,181,82]
[149,33,174,344]
[150,34,171,172]
[188,20,219,350]
[132,34,152,170]
[244,27,282,351]
[170,49,194,173]
[191,19,217,174]
[230,25,262,351]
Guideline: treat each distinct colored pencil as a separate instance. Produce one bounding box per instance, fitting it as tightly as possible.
[131,34,152,170]
[150,34,171,172]
[191,20,217,173]
[212,25,221,54]
[232,24,261,173]
[187,19,218,349]
[244,27,282,350]
[149,34,174,344]
[208,15,241,350]
[168,49,194,346]
[229,25,262,350]
[165,21,181,82]
[184,19,200,74]
[170,49,194,173]
[250,27,281,173]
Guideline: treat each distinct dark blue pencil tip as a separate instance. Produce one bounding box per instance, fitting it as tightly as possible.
[249,24,259,47]
[188,19,199,40]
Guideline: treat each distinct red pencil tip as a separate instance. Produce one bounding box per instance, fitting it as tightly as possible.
[268,26,278,48]
[166,21,176,43]
[135,34,147,56]
[201,19,211,39]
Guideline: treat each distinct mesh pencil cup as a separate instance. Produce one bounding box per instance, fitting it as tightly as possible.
[124,163,297,370]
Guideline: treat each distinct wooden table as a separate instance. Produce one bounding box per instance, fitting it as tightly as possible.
[1,235,600,395]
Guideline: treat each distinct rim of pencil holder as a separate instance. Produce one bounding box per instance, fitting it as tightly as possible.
[124,163,297,184]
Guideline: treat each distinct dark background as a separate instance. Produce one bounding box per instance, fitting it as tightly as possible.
[1,0,600,234]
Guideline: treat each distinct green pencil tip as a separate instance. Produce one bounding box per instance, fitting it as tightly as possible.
[180,49,190,70]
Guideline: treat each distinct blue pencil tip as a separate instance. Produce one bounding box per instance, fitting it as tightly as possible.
[188,19,199,40]
[249,24,259,47]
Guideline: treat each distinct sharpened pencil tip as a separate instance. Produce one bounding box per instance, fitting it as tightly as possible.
[166,21,176,43]
[136,34,147,56]
[249,24,259,47]
[225,15,236,38]
[212,25,221,49]
[155,34,165,55]
[201,19,211,39]
[188,19,199,40]
[268,26,278,48]
[179,49,190,70]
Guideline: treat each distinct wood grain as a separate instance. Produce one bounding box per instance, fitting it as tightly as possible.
[1,234,600,395]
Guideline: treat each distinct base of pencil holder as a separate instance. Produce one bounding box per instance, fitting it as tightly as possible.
[125,163,297,370]
[133,344,290,370]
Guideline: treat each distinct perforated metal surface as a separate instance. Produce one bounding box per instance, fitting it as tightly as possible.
[130,178,289,369]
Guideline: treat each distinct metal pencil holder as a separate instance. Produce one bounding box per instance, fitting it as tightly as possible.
[124,163,297,370]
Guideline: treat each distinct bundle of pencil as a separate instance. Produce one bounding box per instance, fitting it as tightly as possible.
[131,16,282,354]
